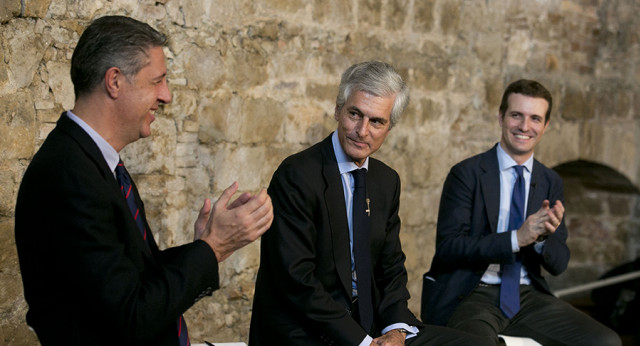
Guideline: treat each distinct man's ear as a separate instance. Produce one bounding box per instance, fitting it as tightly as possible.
[497,111,504,127]
[104,67,123,99]
[334,104,340,121]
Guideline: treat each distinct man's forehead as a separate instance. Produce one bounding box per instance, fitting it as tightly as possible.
[507,93,549,112]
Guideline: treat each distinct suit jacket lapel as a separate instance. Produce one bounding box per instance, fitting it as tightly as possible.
[320,135,353,297]
[479,145,501,233]
[58,112,156,260]
[526,160,545,217]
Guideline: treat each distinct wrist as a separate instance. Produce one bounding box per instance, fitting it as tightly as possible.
[390,328,408,336]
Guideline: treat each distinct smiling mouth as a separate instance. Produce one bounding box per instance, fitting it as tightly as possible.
[348,137,368,148]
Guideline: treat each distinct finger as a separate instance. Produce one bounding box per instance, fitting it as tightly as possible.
[213,181,239,210]
[247,200,274,239]
[545,212,560,230]
[541,199,550,210]
[544,220,558,234]
[240,188,271,215]
[228,192,253,209]
[551,200,565,218]
[194,198,212,239]
[196,198,212,224]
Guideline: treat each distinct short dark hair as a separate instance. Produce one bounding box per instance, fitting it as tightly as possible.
[336,61,409,128]
[499,79,553,123]
[70,15,167,98]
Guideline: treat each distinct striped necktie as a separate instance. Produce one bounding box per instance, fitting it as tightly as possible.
[115,159,190,345]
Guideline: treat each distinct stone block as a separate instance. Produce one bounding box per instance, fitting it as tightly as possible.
[563,86,595,121]
[48,0,103,19]
[340,31,388,62]
[224,39,269,90]
[45,61,74,110]
[506,30,532,67]
[0,92,36,161]
[209,144,271,192]
[183,46,225,90]
[0,1,20,23]
[0,160,28,217]
[24,0,53,18]
[608,195,633,216]
[535,120,580,168]
[440,0,461,35]
[385,0,408,31]
[239,96,286,144]
[596,87,631,119]
[475,32,505,68]
[281,104,327,145]
[413,0,435,32]
[4,20,47,90]
[394,46,449,92]
[120,116,177,175]
[307,82,335,102]
[323,0,353,26]
[198,92,233,144]
[400,188,441,226]
[358,0,381,27]
[258,0,305,15]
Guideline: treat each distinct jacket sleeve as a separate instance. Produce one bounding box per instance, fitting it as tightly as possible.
[531,172,570,276]
[433,163,514,271]
[16,147,219,342]
[372,171,422,328]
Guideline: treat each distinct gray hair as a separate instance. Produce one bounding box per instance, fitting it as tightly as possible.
[71,15,167,98]
[336,61,409,128]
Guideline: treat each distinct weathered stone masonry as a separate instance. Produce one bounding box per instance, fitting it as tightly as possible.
[1,0,639,344]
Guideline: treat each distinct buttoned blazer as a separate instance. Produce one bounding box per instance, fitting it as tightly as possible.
[249,134,420,345]
[15,113,219,346]
[421,144,570,326]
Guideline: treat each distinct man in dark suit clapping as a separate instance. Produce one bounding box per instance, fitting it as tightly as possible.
[15,15,273,346]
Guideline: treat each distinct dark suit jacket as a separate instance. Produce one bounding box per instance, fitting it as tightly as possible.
[15,113,219,345]
[421,144,570,326]
[249,134,421,345]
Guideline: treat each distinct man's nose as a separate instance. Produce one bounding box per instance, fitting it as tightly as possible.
[356,117,369,136]
[158,80,172,104]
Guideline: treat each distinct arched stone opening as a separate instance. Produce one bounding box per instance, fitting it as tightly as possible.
[547,159,640,293]
[547,159,640,342]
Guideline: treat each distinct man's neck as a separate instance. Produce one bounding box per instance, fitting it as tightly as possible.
[72,96,126,152]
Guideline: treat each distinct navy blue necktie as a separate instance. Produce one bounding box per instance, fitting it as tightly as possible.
[500,165,525,319]
[351,169,373,332]
[115,159,190,346]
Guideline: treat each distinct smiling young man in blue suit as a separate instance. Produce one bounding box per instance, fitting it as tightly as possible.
[422,79,620,345]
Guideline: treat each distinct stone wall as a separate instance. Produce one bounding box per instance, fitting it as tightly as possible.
[1,0,639,344]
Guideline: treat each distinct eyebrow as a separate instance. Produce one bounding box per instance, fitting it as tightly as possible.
[347,106,389,124]
[510,110,543,119]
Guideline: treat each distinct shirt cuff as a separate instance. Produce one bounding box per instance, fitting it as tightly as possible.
[534,239,546,253]
[510,230,520,252]
[359,335,374,346]
[381,323,419,339]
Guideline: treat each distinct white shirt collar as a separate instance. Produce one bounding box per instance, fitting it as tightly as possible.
[65,110,120,174]
[497,142,533,173]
